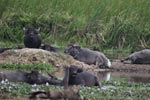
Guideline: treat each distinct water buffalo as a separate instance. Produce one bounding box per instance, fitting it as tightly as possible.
[41,44,60,52]
[121,49,150,64]
[0,70,61,85]
[64,44,111,68]
[23,28,42,48]
[0,46,22,53]
[0,47,11,53]
[64,65,100,87]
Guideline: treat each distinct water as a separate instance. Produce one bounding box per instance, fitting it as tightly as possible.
[110,71,150,83]
[1,68,150,83]
[53,69,150,83]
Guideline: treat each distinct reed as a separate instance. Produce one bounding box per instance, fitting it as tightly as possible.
[0,0,149,51]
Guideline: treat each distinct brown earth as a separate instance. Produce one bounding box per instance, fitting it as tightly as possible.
[111,61,150,73]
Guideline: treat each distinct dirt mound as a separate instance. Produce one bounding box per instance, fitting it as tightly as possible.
[0,48,95,70]
[0,48,150,73]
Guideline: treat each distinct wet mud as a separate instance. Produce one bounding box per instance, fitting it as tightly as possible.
[111,61,150,73]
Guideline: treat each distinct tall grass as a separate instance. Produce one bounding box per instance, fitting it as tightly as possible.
[0,0,150,51]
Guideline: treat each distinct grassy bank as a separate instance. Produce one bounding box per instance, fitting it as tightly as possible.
[0,0,150,51]
[0,80,150,100]
[0,63,150,100]
[0,63,55,72]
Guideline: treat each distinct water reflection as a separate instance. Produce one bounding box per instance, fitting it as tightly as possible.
[110,72,150,83]
[52,68,150,83]
[96,71,111,82]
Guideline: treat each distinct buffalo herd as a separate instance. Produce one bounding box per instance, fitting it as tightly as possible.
[0,28,150,88]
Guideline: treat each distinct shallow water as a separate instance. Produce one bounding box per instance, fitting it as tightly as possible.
[53,69,150,83]
[110,71,150,83]
[1,68,149,83]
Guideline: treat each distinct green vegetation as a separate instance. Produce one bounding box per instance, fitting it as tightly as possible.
[0,63,55,73]
[0,80,150,100]
[0,0,150,51]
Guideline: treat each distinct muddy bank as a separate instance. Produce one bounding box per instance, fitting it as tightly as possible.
[111,61,150,73]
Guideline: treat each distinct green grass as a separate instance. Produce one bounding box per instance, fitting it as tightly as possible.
[0,80,149,100]
[0,63,55,73]
[0,0,150,51]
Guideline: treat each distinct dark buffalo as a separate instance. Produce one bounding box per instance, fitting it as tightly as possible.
[0,46,22,53]
[121,49,150,64]
[0,70,61,85]
[23,28,42,48]
[0,47,11,53]
[41,44,60,52]
[63,65,100,87]
[64,44,111,68]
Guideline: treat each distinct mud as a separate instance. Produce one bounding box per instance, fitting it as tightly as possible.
[111,61,150,73]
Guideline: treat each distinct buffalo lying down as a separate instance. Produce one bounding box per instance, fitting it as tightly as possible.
[121,49,150,64]
[63,65,100,87]
[0,46,22,53]
[64,44,111,68]
[0,70,61,85]
[0,48,12,53]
